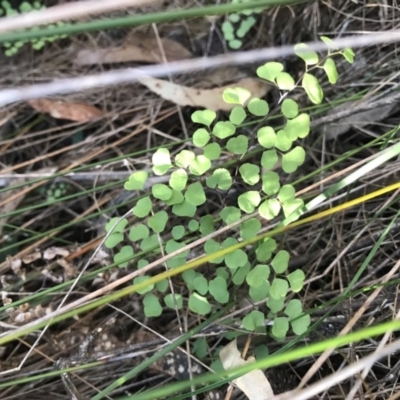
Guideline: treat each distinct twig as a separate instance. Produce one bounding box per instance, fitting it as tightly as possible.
[0,171,169,187]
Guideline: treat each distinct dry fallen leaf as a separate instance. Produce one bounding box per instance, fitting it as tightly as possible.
[43,246,70,260]
[91,248,111,266]
[323,102,397,140]
[28,98,103,122]
[75,34,192,65]
[56,258,78,278]
[41,268,63,283]
[138,76,270,111]
[22,251,42,264]
[10,259,22,274]
[10,303,54,325]
[220,339,274,400]
[197,66,248,89]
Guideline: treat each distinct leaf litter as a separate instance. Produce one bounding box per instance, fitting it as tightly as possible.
[75,32,192,65]
[28,98,104,122]
[75,32,270,111]
[138,76,271,111]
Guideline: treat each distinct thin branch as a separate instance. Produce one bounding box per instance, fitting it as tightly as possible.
[0,171,168,187]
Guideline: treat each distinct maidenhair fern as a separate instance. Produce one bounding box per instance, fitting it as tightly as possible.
[105,39,355,339]
[222,0,265,49]
[0,1,69,56]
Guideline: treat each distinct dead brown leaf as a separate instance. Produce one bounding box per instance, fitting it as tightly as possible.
[41,268,63,283]
[323,102,397,140]
[220,339,274,400]
[43,246,70,260]
[197,66,248,89]
[10,304,54,325]
[10,259,22,275]
[56,258,77,278]
[22,251,41,264]
[28,98,103,122]
[75,34,192,65]
[138,76,271,111]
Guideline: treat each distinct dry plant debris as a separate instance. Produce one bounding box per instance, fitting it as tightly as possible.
[322,101,398,140]
[27,98,104,122]
[74,30,271,111]
[75,33,193,65]
[220,339,274,400]
[0,175,26,236]
[138,76,271,111]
